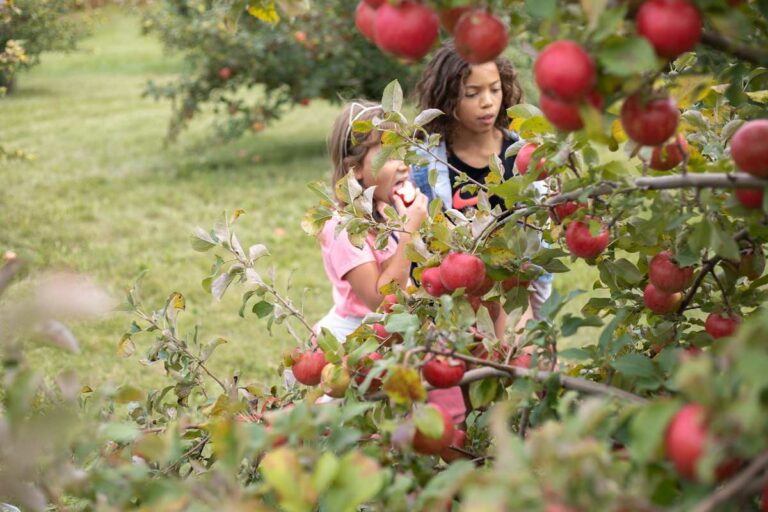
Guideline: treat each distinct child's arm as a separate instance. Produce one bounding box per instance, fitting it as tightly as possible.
[345,193,428,311]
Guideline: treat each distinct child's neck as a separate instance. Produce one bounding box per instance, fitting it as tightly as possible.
[450,126,503,157]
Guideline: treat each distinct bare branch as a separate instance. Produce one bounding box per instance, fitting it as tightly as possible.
[692,451,768,512]
[701,31,768,67]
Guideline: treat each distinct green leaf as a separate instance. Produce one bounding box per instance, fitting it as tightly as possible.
[558,347,594,361]
[211,272,234,302]
[597,36,658,77]
[317,328,343,364]
[371,145,395,174]
[323,452,384,512]
[629,400,680,463]
[312,452,340,494]
[469,378,499,408]
[560,314,603,336]
[100,422,139,443]
[710,225,741,262]
[416,460,475,508]
[526,0,556,19]
[384,366,426,406]
[190,227,218,252]
[414,108,443,126]
[612,258,644,285]
[381,80,403,113]
[415,404,445,439]
[384,313,420,335]
[252,300,274,318]
[611,353,657,379]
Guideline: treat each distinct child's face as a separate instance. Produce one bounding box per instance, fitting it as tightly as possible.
[354,141,410,204]
[455,62,503,134]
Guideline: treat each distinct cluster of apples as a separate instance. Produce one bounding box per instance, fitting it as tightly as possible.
[354,0,508,63]
[643,250,741,339]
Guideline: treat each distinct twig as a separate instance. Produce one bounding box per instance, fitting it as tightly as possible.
[519,407,531,438]
[709,267,733,314]
[692,451,768,512]
[700,30,768,67]
[162,435,210,475]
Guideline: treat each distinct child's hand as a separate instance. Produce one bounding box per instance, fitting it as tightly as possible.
[393,190,428,232]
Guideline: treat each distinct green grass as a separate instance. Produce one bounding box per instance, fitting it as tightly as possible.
[0,8,599,392]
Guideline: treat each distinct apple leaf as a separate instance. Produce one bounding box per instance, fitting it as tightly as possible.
[381,79,403,113]
[597,36,658,77]
[414,404,445,439]
[383,366,426,406]
[611,353,657,379]
[190,227,218,252]
[414,108,443,126]
[416,460,475,509]
[469,378,499,409]
[628,400,680,463]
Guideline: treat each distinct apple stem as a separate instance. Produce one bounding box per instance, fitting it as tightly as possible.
[566,152,581,179]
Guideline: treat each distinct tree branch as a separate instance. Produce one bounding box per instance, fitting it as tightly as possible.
[692,451,768,512]
[700,31,768,67]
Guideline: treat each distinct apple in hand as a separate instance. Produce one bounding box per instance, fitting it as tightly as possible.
[394,180,417,207]
[422,355,466,388]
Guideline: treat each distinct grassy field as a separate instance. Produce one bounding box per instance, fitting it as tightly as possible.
[0,9,599,391]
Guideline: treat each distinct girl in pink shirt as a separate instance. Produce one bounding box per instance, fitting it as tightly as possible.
[312,101,466,423]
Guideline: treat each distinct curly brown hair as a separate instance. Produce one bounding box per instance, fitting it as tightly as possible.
[414,40,523,147]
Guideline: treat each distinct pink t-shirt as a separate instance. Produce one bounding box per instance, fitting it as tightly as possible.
[320,216,397,318]
[319,216,466,424]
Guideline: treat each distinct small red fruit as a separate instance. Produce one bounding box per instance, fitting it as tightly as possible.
[636,0,702,59]
[355,1,377,43]
[704,312,740,339]
[650,135,688,171]
[394,180,417,207]
[440,429,468,463]
[664,404,707,479]
[649,250,694,293]
[380,294,397,313]
[511,353,533,368]
[438,6,472,33]
[291,350,329,386]
[299,98,310,107]
[218,67,231,79]
[413,404,455,455]
[422,355,466,388]
[549,201,584,224]
[422,266,448,297]
[735,188,764,209]
[293,31,307,43]
[539,90,604,132]
[534,40,596,101]
[355,352,383,390]
[515,143,547,179]
[731,120,768,177]
[372,323,402,346]
[454,10,508,64]
[643,283,682,314]
[620,93,679,146]
[565,220,609,258]
[439,253,486,291]
[374,1,440,61]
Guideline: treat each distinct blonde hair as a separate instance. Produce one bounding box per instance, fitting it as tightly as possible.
[327,101,389,200]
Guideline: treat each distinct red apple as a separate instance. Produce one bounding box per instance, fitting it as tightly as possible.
[620,93,680,146]
[704,312,740,339]
[650,135,688,171]
[394,180,417,207]
[468,298,502,319]
[372,323,402,346]
[422,266,448,297]
[539,90,604,132]
[649,250,694,292]
[380,294,397,313]
[454,10,508,64]
[440,429,468,463]
[299,98,310,107]
[636,0,702,59]
[413,404,455,455]
[665,404,707,479]
[355,1,377,43]
[643,283,682,314]
[320,363,351,398]
[549,201,585,224]
[355,352,383,390]
[218,67,231,79]
[422,355,466,388]
[735,188,764,209]
[515,143,547,179]
[511,353,533,368]
[374,1,439,61]
[438,6,472,33]
[731,120,768,177]
[565,220,610,258]
[534,40,596,101]
[291,350,329,386]
[439,253,486,291]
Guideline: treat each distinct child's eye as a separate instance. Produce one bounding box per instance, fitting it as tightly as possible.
[465,92,477,98]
